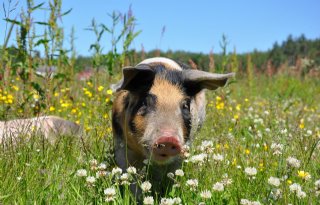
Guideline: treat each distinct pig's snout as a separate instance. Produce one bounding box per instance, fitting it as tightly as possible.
[152,136,181,161]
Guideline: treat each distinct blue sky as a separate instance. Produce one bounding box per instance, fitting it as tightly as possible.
[1,0,319,56]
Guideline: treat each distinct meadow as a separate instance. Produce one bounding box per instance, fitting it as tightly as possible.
[1,1,320,204]
[0,74,319,204]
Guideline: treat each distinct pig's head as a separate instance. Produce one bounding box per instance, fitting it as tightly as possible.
[113,58,234,165]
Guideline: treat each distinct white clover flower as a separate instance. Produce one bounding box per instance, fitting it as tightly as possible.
[213,153,224,161]
[96,170,108,178]
[76,169,87,177]
[189,153,207,164]
[270,188,282,200]
[120,173,130,185]
[86,176,96,184]
[212,182,224,192]
[127,166,137,175]
[141,181,152,192]
[305,130,312,136]
[286,157,301,168]
[200,140,214,153]
[221,174,233,186]
[296,190,306,199]
[289,183,301,192]
[251,201,262,205]
[240,199,251,205]
[167,172,174,179]
[175,169,184,177]
[289,183,306,198]
[280,128,287,134]
[315,179,320,189]
[244,167,257,176]
[97,163,107,170]
[186,179,198,190]
[111,167,122,176]
[89,159,98,167]
[104,187,116,202]
[173,197,182,204]
[268,176,281,187]
[160,198,174,205]
[271,143,283,156]
[143,196,154,205]
[315,179,320,196]
[200,190,212,199]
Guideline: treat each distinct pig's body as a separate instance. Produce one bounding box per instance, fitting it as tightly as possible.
[112,57,234,196]
[0,116,81,145]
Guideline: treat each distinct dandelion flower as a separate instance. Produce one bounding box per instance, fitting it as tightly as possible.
[297,170,311,180]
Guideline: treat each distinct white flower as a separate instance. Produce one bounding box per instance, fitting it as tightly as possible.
[173,197,182,204]
[141,181,152,192]
[96,170,108,178]
[143,196,154,205]
[89,159,98,170]
[104,187,116,202]
[127,166,137,175]
[289,183,306,199]
[120,173,130,185]
[175,169,184,177]
[286,157,301,168]
[268,176,281,187]
[240,199,251,205]
[160,198,174,205]
[111,167,122,176]
[212,182,224,192]
[315,179,320,190]
[244,167,257,176]
[189,153,207,164]
[200,190,212,199]
[76,169,87,177]
[186,179,198,190]
[86,176,96,184]
[270,188,282,200]
[271,143,283,156]
[200,140,214,153]
[98,163,107,170]
[212,153,224,161]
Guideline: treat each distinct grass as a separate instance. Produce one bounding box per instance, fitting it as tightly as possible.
[0,75,319,204]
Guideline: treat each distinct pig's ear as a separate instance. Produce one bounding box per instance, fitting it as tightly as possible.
[183,70,235,96]
[112,64,155,93]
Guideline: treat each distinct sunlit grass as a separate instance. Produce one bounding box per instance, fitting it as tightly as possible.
[0,76,320,204]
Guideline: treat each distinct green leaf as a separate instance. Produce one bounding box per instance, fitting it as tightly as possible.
[60,8,72,17]
[34,39,50,47]
[31,2,45,11]
[3,18,21,25]
[34,21,49,26]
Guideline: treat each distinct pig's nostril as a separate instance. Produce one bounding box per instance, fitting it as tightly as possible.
[160,154,167,157]
[171,146,176,150]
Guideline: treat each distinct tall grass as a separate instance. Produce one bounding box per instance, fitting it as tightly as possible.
[1,1,320,204]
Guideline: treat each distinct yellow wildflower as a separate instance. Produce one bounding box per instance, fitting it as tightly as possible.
[297,170,311,180]
[107,89,113,95]
[98,86,104,92]
[49,106,55,111]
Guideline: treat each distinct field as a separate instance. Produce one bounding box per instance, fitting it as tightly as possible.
[1,74,319,204]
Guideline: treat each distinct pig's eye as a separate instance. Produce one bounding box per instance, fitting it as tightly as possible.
[181,98,191,112]
[137,94,156,115]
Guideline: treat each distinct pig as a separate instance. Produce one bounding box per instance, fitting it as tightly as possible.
[112,57,234,196]
[0,115,81,145]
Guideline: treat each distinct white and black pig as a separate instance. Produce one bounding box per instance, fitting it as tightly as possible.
[112,57,234,196]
